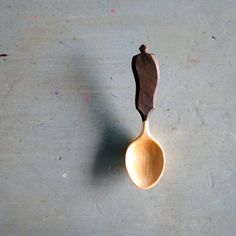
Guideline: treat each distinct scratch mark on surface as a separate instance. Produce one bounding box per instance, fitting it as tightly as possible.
[210,172,215,189]
[195,107,206,126]
[94,202,103,215]
[185,40,200,68]
[171,111,181,132]
[226,169,236,172]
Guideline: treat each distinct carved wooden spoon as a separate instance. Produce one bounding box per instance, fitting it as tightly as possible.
[125,45,165,189]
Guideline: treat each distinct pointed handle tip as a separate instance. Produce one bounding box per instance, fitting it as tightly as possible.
[139,44,147,53]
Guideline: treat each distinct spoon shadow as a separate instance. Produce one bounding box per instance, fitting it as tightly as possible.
[92,117,131,178]
[70,49,132,185]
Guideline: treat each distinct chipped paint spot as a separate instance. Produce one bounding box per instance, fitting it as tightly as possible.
[62,173,67,178]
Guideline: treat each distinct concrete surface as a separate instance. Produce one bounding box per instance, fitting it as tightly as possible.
[0,0,236,235]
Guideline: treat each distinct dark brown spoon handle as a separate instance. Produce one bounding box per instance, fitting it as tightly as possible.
[132,45,159,121]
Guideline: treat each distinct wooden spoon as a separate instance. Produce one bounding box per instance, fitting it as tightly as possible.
[125,45,165,189]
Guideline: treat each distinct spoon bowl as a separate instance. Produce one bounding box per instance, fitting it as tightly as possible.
[125,122,165,189]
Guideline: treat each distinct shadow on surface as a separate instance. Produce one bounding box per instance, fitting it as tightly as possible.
[69,48,132,184]
[92,118,131,177]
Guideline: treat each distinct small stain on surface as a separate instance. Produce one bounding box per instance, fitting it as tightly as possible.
[84,94,92,103]
[189,58,201,65]
[0,54,8,57]
[54,89,59,95]
[110,77,113,80]
[58,156,62,160]
[171,126,178,132]
[111,8,117,15]
[211,36,216,40]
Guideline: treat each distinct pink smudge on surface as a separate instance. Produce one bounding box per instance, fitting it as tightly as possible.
[111,8,117,16]
[189,58,201,65]
[84,94,92,103]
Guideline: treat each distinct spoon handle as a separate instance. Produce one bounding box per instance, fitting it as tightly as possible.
[132,45,160,121]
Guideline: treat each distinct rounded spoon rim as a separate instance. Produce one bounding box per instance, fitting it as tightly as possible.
[125,121,165,189]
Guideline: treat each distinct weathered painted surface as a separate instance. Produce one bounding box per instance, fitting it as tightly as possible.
[0,1,236,235]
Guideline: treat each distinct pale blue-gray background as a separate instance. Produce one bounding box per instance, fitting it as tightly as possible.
[0,1,236,235]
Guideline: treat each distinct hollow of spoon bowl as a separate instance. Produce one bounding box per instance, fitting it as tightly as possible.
[125,136,165,189]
